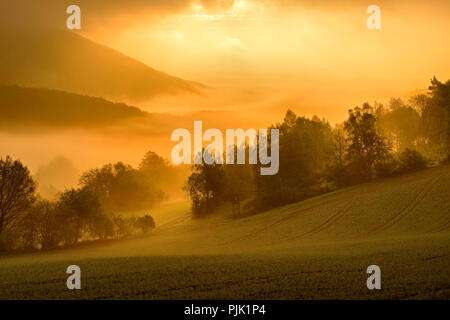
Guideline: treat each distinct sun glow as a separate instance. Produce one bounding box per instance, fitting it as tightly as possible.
[187,0,262,21]
[82,0,450,123]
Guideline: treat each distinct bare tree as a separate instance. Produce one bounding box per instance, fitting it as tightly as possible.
[0,156,36,236]
[332,127,347,170]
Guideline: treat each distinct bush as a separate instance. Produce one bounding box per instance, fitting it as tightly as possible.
[375,158,398,178]
[113,216,137,238]
[0,229,21,252]
[397,148,427,173]
[135,215,156,235]
[89,213,115,240]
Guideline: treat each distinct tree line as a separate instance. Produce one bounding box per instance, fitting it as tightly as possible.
[185,77,449,218]
[0,77,448,250]
[0,151,184,251]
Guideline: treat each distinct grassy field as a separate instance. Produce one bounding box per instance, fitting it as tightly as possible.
[0,165,449,299]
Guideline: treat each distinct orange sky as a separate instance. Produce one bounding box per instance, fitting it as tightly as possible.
[2,0,449,122]
[1,0,450,184]
[78,0,450,122]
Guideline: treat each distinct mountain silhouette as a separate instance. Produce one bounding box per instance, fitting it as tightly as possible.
[0,84,147,127]
[0,28,203,103]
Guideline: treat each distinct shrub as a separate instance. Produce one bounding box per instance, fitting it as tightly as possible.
[89,213,115,240]
[113,216,137,238]
[375,158,398,178]
[0,229,21,252]
[397,148,427,173]
[135,215,156,235]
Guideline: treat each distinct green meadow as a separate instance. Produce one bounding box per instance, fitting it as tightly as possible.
[1,165,449,299]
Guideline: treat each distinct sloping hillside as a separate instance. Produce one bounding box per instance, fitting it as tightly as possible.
[113,164,450,255]
[0,84,147,127]
[0,28,202,102]
[0,165,449,299]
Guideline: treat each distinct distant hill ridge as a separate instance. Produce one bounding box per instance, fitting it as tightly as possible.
[0,84,147,127]
[0,28,203,103]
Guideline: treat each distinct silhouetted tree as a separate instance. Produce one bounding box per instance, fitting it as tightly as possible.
[139,151,170,185]
[328,126,349,187]
[135,214,156,234]
[378,98,421,151]
[89,212,115,240]
[424,77,450,157]
[139,150,188,201]
[58,188,103,245]
[344,103,391,182]
[254,111,333,208]
[397,148,427,173]
[113,215,137,238]
[80,162,164,213]
[20,200,62,249]
[223,163,254,217]
[185,160,224,218]
[0,156,36,237]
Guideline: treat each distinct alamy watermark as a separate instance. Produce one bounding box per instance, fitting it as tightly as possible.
[65,4,381,31]
[170,121,279,176]
[66,265,81,290]
[366,5,381,30]
[366,265,381,290]
[66,5,81,30]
